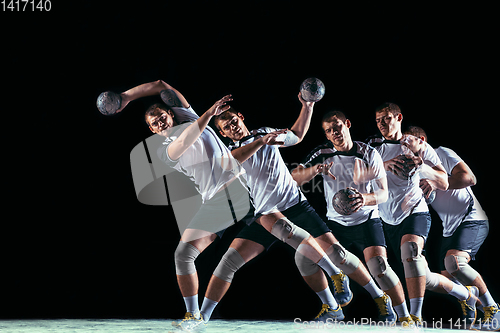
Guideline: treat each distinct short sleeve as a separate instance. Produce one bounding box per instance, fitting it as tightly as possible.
[436,147,463,175]
[171,105,198,124]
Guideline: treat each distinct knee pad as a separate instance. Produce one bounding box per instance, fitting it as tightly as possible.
[175,241,200,276]
[425,267,441,291]
[366,255,399,290]
[326,243,359,275]
[400,241,426,278]
[213,247,246,283]
[444,254,479,285]
[270,218,310,250]
[295,251,320,277]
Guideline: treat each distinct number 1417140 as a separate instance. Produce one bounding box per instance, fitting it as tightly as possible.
[1,0,51,11]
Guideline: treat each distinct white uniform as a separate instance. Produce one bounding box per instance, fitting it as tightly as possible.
[301,141,385,226]
[158,106,246,204]
[229,127,304,215]
[432,147,488,237]
[367,136,441,225]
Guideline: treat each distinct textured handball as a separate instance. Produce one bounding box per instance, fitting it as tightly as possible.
[300,77,325,102]
[97,91,122,115]
[332,188,358,215]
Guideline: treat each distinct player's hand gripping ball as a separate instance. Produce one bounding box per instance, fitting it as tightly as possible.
[394,154,419,179]
[96,91,122,115]
[300,77,325,102]
[332,188,359,215]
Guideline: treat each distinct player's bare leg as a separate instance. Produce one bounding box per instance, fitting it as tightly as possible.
[364,245,409,322]
[424,262,478,328]
[175,229,217,319]
[198,239,265,323]
[258,212,325,262]
[205,238,264,302]
[400,234,427,324]
[442,249,499,330]
[313,233,396,321]
[258,212,344,320]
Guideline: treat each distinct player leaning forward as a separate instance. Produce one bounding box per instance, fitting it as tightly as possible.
[404,126,499,331]
[367,103,477,325]
[113,80,252,324]
[292,110,409,324]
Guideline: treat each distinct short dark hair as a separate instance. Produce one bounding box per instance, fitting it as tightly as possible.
[322,110,347,124]
[144,103,171,126]
[375,102,401,116]
[213,107,239,131]
[404,125,427,141]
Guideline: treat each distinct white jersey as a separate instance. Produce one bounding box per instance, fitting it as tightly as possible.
[431,147,488,237]
[229,127,304,215]
[367,136,441,225]
[301,141,385,226]
[157,106,245,203]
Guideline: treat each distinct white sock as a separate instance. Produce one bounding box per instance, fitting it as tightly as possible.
[183,295,199,316]
[200,297,218,322]
[448,283,469,301]
[363,278,384,299]
[316,286,339,309]
[394,302,410,318]
[317,255,341,276]
[409,297,424,318]
[479,290,496,308]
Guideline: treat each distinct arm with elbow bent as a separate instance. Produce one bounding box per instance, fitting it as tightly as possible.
[447,161,477,189]
[231,129,287,164]
[116,80,190,113]
[283,92,315,147]
[419,163,449,198]
[291,162,336,186]
[167,95,233,161]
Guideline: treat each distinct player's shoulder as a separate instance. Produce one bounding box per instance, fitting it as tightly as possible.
[435,146,454,155]
[354,140,375,151]
[354,140,379,157]
[229,127,270,150]
[254,126,276,134]
[365,134,384,146]
[309,141,336,155]
[435,146,461,161]
[301,141,335,165]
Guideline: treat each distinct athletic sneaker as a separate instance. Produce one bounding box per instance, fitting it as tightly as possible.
[374,293,397,323]
[410,314,424,328]
[172,312,206,332]
[398,316,415,328]
[471,303,500,331]
[458,286,478,328]
[331,272,353,306]
[315,303,345,322]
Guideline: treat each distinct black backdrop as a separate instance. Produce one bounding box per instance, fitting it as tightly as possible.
[1,0,497,323]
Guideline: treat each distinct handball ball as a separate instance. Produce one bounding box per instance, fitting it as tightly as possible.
[425,191,436,205]
[97,91,122,115]
[332,188,357,215]
[300,77,325,102]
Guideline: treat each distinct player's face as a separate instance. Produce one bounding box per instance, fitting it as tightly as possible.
[323,117,351,149]
[219,113,248,141]
[375,110,401,139]
[147,110,175,137]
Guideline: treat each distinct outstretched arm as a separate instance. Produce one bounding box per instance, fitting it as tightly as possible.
[291,162,336,186]
[231,129,287,164]
[116,80,189,112]
[168,95,232,161]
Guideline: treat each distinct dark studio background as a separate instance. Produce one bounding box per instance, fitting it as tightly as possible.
[1,0,497,323]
